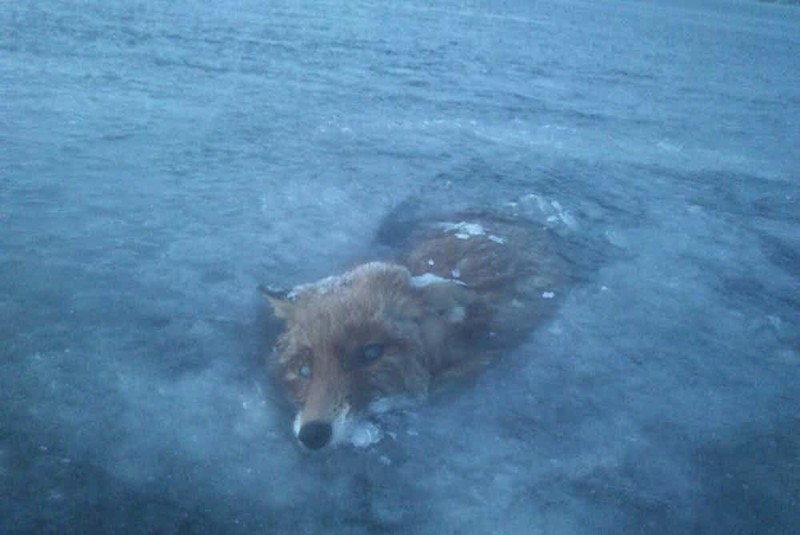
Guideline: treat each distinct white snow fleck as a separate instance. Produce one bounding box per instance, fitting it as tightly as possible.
[518,193,578,230]
[440,221,486,238]
[410,273,466,288]
[542,291,555,299]
[410,273,449,287]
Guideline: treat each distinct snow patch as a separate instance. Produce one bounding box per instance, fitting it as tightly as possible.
[289,262,399,298]
[288,274,346,299]
[440,221,486,239]
[439,222,507,244]
[410,273,466,288]
[516,193,577,230]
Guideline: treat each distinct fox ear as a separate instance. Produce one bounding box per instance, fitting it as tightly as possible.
[258,284,293,319]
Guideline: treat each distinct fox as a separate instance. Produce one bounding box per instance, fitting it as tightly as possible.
[261,210,567,450]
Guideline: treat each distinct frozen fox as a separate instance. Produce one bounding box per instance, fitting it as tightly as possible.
[261,212,566,450]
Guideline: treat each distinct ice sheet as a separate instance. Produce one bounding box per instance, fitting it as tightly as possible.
[2,0,798,533]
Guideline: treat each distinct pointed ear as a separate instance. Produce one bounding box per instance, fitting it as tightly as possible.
[258,284,294,319]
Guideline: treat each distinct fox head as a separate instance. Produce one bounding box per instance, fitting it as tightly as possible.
[263,262,473,450]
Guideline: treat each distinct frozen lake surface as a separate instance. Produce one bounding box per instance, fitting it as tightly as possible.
[2,0,798,533]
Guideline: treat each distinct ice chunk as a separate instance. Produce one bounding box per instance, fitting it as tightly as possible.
[350,421,383,448]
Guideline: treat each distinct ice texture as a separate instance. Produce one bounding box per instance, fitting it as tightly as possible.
[2,0,799,534]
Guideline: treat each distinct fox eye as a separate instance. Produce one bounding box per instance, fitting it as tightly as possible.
[360,343,384,365]
[298,363,311,379]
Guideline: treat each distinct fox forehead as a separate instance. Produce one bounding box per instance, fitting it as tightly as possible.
[278,263,422,355]
[290,262,411,299]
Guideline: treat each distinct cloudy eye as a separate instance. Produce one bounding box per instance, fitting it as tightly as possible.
[298,363,311,379]
[360,343,384,365]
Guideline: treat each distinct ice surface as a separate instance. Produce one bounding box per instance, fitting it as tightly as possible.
[2,0,799,533]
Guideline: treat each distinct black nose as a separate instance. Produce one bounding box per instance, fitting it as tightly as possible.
[298,421,332,450]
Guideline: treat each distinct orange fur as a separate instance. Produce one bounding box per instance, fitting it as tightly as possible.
[264,215,564,449]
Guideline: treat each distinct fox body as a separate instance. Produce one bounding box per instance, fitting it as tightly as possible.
[263,214,564,449]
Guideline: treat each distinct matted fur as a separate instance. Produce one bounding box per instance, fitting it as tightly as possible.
[263,213,566,449]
